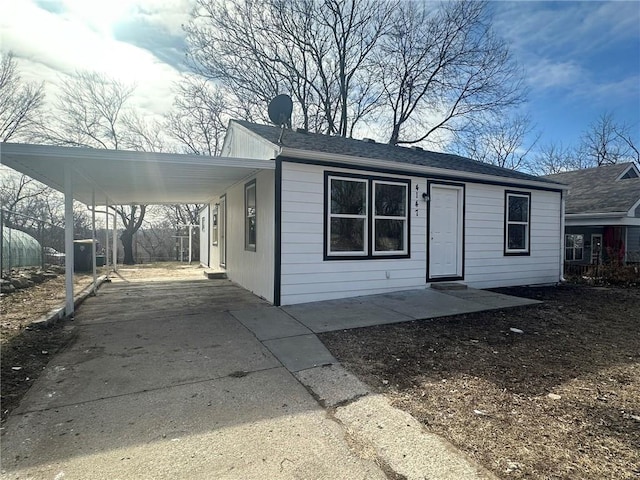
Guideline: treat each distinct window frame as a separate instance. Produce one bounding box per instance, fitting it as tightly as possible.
[372,180,409,256]
[324,172,410,261]
[504,190,531,256]
[211,205,218,246]
[244,180,257,252]
[565,233,584,261]
[326,175,369,257]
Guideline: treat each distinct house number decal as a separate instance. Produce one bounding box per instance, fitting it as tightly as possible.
[415,184,419,216]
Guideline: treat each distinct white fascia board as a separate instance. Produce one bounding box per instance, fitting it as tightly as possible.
[565,213,640,227]
[279,147,567,191]
[1,142,275,169]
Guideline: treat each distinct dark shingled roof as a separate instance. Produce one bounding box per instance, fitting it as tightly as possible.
[234,120,560,185]
[543,163,640,214]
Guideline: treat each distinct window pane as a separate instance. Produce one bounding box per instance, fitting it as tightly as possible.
[330,218,365,252]
[375,219,405,251]
[508,196,528,222]
[247,185,256,209]
[247,217,256,246]
[575,247,583,261]
[565,235,574,248]
[331,179,366,215]
[508,224,526,250]
[375,184,406,216]
[565,248,574,261]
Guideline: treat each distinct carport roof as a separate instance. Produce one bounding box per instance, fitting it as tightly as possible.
[0,143,275,205]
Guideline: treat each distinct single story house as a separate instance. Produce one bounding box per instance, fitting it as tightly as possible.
[200,120,567,305]
[543,163,640,266]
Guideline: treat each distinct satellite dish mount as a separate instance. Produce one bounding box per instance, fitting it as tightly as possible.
[268,94,293,129]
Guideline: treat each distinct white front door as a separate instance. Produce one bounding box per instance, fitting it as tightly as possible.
[429,184,464,280]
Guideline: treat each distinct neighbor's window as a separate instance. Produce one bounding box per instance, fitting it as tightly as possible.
[326,174,409,258]
[505,191,530,254]
[373,181,408,254]
[245,181,256,251]
[211,206,218,246]
[328,177,368,255]
[565,234,583,261]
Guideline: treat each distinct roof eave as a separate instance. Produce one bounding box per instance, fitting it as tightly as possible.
[279,147,567,191]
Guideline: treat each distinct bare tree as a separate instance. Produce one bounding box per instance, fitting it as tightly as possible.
[165,76,228,156]
[579,112,639,166]
[0,52,45,142]
[184,0,393,136]
[0,169,49,226]
[377,1,525,146]
[530,142,580,175]
[40,71,158,264]
[453,114,538,171]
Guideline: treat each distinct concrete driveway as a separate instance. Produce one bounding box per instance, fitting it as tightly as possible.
[1,277,507,479]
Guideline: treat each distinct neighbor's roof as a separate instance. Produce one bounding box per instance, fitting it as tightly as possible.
[543,163,640,214]
[234,120,560,186]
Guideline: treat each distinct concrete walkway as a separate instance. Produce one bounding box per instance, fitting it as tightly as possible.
[0,280,533,479]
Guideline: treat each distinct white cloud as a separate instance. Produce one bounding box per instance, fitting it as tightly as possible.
[525,58,585,90]
[0,0,189,119]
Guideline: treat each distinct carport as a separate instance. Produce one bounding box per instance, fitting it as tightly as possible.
[0,142,274,315]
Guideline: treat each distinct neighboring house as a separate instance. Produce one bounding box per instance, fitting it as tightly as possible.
[199,120,566,305]
[543,163,640,266]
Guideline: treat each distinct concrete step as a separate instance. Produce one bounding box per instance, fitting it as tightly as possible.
[204,270,227,280]
[430,282,467,291]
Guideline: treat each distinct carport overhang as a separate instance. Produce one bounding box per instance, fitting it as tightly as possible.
[1,142,275,316]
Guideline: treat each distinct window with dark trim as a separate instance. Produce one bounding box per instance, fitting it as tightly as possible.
[504,191,530,255]
[326,173,409,259]
[245,180,256,251]
[565,234,583,261]
[211,205,218,246]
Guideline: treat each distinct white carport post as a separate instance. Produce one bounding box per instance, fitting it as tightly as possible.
[105,198,109,268]
[64,166,74,317]
[112,208,118,272]
[91,190,97,295]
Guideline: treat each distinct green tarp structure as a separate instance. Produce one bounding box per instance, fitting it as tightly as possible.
[2,226,42,270]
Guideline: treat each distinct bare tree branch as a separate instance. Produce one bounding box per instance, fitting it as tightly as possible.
[0,52,45,142]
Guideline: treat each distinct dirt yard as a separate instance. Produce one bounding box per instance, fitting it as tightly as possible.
[0,262,205,422]
[321,285,640,480]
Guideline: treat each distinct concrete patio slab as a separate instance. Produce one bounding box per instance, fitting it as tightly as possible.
[14,312,280,412]
[282,299,412,333]
[367,289,489,319]
[3,368,386,480]
[230,307,311,341]
[281,287,540,334]
[262,334,337,372]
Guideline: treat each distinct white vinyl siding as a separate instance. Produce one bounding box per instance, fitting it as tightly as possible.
[223,169,275,302]
[280,162,426,305]
[464,184,562,288]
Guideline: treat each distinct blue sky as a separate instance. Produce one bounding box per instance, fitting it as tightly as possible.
[1,0,638,153]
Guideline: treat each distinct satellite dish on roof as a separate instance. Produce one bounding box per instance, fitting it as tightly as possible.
[268,94,293,128]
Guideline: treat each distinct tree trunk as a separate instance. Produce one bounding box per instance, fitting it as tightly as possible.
[120,230,135,265]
